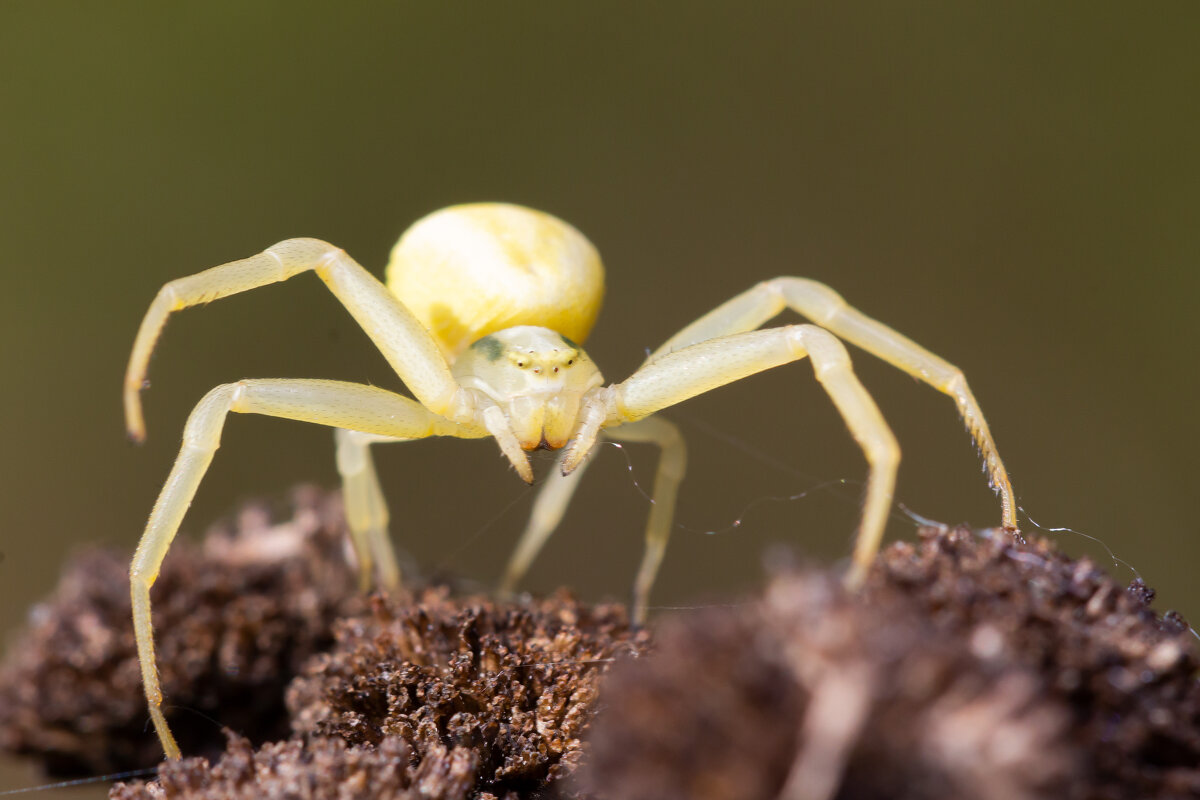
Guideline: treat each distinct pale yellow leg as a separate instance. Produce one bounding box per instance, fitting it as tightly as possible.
[335,429,408,591]
[124,239,463,443]
[499,417,687,624]
[608,324,899,591]
[606,417,687,625]
[131,379,478,759]
[499,447,595,596]
[646,278,1014,530]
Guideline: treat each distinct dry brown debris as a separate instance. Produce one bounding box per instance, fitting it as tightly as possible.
[110,589,647,800]
[574,525,1200,800]
[0,486,363,776]
[4,491,1199,800]
[111,734,418,800]
[286,587,647,793]
[0,486,647,799]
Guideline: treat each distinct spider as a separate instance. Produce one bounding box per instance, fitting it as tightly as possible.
[125,202,1016,758]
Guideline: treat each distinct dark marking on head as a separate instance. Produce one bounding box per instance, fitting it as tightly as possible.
[470,335,504,362]
[559,334,580,350]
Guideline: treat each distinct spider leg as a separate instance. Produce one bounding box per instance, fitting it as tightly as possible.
[499,417,687,626]
[335,429,413,591]
[124,239,463,442]
[646,278,1015,530]
[606,416,687,625]
[606,324,899,604]
[499,446,595,597]
[131,379,482,758]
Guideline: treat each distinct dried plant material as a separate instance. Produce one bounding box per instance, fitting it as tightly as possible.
[576,526,1200,800]
[282,586,648,797]
[4,493,1198,799]
[0,486,363,775]
[107,587,646,800]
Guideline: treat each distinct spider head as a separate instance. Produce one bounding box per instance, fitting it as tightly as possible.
[454,326,605,453]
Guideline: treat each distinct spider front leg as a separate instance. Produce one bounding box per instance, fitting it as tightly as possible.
[647,278,1016,530]
[604,324,899,617]
[131,379,480,758]
[124,238,465,442]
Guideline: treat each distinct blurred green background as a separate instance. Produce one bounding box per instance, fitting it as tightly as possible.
[2,3,1198,795]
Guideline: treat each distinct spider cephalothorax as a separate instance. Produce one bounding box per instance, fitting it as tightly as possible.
[452,326,605,462]
[125,202,1016,758]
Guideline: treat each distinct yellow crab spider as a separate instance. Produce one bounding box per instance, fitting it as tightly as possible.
[124,202,1017,759]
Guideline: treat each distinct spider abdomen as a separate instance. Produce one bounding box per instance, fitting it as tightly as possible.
[385,203,605,362]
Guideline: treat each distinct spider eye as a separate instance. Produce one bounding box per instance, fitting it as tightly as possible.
[553,367,559,373]
[517,361,525,368]
[567,359,574,366]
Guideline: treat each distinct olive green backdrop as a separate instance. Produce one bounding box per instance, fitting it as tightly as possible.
[2,3,1198,796]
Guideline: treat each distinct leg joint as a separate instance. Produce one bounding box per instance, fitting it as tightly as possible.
[772,277,848,325]
[788,324,851,376]
[867,436,901,470]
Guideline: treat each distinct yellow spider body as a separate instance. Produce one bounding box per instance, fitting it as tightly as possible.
[386,204,605,359]
[124,202,1017,759]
